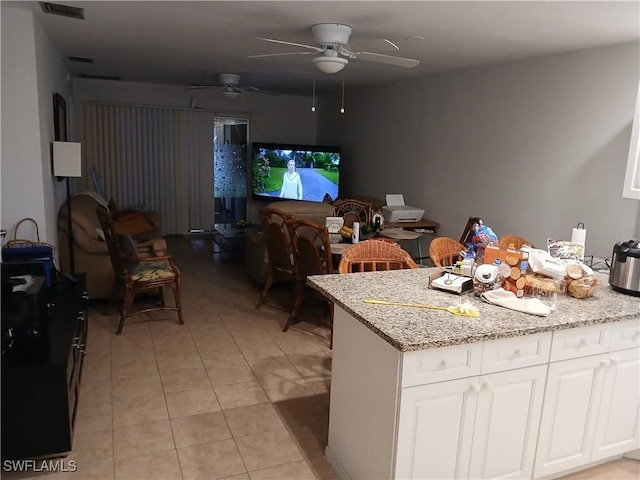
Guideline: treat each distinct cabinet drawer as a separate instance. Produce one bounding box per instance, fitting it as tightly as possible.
[402,342,482,387]
[481,332,552,374]
[550,324,610,362]
[609,318,640,352]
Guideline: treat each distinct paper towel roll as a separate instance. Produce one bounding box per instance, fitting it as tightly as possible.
[571,227,586,246]
[571,227,586,260]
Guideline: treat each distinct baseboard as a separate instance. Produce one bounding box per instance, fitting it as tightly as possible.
[624,449,640,461]
[325,446,350,480]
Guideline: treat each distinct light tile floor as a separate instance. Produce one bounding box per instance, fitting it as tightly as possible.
[3,236,638,480]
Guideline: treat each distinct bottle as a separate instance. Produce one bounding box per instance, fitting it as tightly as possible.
[374,216,381,236]
[352,222,360,244]
[461,252,475,276]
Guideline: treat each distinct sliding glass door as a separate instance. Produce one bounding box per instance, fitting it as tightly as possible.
[213,117,248,224]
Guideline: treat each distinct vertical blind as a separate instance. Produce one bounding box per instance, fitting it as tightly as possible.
[82,103,206,234]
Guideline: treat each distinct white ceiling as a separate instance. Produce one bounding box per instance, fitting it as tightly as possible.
[12,1,640,95]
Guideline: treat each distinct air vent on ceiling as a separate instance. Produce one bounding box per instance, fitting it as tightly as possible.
[80,74,121,81]
[68,56,94,64]
[39,2,84,19]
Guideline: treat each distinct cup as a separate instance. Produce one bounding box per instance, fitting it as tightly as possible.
[530,284,558,310]
[352,222,360,244]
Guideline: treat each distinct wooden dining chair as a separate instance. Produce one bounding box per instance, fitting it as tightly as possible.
[255,208,296,309]
[333,198,373,228]
[285,220,334,340]
[498,235,536,249]
[429,237,467,267]
[338,239,418,273]
[96,206,183,335]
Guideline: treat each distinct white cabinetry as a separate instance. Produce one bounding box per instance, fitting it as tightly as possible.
[592,347,640,461]
[396,376,477,479]
[533,321,640,478]
[396,365,547,479]
[468,365,547,479]
[326,307,640,480]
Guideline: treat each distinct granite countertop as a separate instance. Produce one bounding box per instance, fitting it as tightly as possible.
[307,268,640,352]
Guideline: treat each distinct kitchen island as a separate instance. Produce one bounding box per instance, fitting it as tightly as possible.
[308,268,640,479]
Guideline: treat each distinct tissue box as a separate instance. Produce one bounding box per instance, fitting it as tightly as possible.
[483,245,530,297]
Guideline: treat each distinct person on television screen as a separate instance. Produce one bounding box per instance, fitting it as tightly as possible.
[280,160,303,200]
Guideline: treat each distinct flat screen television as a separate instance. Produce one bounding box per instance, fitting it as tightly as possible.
[251,142,340,203]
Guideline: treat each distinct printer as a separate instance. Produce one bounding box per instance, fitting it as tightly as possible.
[381,194,425,223]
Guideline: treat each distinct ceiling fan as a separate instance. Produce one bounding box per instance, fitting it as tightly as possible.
[249,23,420,74]
[186,73,278,98]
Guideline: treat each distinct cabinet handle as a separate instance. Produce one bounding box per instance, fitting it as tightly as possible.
[513,349,521,357]
[599,359,610,369]
[578,339,587,347]
[469,384,480,393]
[439,360,447,369]
[609,357,618,366]
[482,381,493,391]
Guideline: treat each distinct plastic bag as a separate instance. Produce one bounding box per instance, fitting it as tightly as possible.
[563,263,602,298]
[465,220,498,259]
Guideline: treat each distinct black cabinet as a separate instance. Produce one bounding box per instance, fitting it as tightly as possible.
[1,277,88,460]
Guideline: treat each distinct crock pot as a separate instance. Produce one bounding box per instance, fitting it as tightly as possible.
[609,240,640,297]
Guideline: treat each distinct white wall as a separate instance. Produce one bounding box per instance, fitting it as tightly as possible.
[1,4,69,250]
[72,78,318,223]
[332,42,640,258]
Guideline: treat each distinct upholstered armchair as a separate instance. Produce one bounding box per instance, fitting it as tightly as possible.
[57,193,166,299]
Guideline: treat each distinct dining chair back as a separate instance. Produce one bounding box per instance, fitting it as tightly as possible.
[498,235,536,249]
[96,206,183,334]
[284,220,334,337]
[338,239,418,273]
[255,208,296,309]
[333,198,373,228]
[429,237,467,267]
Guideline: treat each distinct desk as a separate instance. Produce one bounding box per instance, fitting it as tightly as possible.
[382,218,440,264]
[383,218,440,233]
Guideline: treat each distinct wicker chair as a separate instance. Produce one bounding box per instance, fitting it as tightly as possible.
[498,235,535,249]
[255,208,296,309]
[338,239,418,273]
[429,237,467,267]
[333,198,373,228]
[285,220,334,339]
[96,206,183,335]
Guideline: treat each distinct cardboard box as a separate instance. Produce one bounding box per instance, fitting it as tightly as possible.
[483,244,530,297]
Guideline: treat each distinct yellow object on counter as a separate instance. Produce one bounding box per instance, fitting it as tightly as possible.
[363,299,480,317]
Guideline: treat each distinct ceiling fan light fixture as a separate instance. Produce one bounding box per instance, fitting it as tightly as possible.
[313,55,348,74]
[222,89,240,99]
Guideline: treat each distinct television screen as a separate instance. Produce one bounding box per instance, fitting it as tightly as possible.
[251,142,340,203]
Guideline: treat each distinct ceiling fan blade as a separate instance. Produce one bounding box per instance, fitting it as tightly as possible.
[185,85,220,90]
[247,86,280,96]
[356,51,420,68]
[248,51,315,59]
[257,37,322,52]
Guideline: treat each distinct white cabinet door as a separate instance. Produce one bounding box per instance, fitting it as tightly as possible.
[469,365,547,479]
[395,376,478,480]
[592,348,640,461]
[533,354,607,479]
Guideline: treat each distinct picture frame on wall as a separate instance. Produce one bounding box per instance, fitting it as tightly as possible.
[53,92,67,142]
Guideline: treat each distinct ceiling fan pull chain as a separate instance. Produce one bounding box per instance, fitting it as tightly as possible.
[340,81,345,114]
[311,79,316,112]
